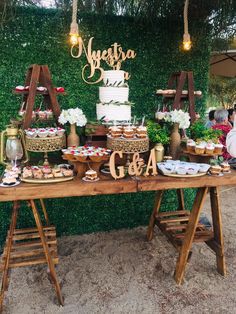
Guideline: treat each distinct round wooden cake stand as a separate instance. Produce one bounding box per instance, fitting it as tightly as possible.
[182,150,219,164]
[62,154,109,178]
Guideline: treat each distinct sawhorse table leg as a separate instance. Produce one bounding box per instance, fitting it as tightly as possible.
[0,199,63,312]
[0,201,19,312]
[206,187,226,276]
[174,187,208,284]
[30,200,64,305]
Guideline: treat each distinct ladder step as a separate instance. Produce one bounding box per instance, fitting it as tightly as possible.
[0,257,59,270]
[11,230,56,241]
[157,210,190,218]
[12,226,55,235]
[166,223,205,231]
[159,216,190,224]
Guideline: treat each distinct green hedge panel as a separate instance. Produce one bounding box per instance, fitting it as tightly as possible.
[0,8,209,248]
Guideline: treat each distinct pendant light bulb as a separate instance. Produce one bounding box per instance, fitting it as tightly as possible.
[183,33,192,51]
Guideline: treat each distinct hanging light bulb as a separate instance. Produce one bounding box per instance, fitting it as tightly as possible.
[183,33,191,51]
[70,0,79,46]
[183,0,192,51]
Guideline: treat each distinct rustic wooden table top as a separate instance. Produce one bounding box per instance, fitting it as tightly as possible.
[0,171,235,202]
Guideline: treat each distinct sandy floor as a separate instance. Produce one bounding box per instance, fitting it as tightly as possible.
[2,186,236,314]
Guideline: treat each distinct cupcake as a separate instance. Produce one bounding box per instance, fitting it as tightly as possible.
[46,109,53,120]
[110,126,122,138]
[209,165,222,175]
[38,110,47,120]
[37,128,49,138]
[195,143,205,154]
[123,126,134,139]
[220,162,230,172]
[25,128,37,138]
[48,128,57,137]
[187,139,196,152]
[205,143,215,155]
[85,169,98,181]
[57,127,65,137]
[136,126,147,138]
[214,143,223,154]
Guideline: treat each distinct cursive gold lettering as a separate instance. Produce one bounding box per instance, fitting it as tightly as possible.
[71,36,136,85]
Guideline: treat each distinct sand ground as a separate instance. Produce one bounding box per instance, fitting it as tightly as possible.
[2,186,236,314]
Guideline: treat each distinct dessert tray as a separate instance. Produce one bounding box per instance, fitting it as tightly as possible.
[157,161,210,178]
[21,165,74,184]
[62,146,111,178]
[21,176,73,184]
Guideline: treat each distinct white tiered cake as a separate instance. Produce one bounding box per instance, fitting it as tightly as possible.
[96,70,131,121]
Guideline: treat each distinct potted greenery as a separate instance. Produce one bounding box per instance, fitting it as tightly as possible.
[147,120,170,161]
[190,120,222,142]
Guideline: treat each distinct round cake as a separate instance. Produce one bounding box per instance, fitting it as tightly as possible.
[96,70,131,121]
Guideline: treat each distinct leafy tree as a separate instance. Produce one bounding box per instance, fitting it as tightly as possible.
[208,75,236,108]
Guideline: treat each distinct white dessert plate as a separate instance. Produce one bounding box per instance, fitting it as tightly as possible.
[0,180,21,188]
[82,177,100,182]
[100,168,111,174]
[208,173,224,177]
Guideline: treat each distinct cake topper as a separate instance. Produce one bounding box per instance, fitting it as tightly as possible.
[71,37,136,84]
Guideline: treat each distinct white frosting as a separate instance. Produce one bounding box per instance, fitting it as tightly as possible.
[103,70,125,86]
[97,70,131,121]
[99,86,129,103]
[96,103,131,121]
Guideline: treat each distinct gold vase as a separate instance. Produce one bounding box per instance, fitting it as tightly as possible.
[67,123,80,147]
[169,123,181,160]
[154,143,164,162]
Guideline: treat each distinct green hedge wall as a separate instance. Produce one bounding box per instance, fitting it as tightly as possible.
[0,8,209,248]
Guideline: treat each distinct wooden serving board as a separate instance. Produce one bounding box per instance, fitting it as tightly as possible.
[21,176,74,184]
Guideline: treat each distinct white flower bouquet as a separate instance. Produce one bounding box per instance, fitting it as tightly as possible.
[58,108,87,127]
[164,109,190,129]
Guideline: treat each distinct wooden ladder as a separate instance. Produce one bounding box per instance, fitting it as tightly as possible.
[15,64,62,129]
[164,71,200,123]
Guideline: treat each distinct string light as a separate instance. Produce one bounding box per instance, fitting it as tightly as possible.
[70,0,79,46]
[183,0,192,51]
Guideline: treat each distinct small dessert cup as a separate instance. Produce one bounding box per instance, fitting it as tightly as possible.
[37,128,49,138]
[214,144,223,154]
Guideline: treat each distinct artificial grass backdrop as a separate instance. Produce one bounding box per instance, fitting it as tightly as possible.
[0,7,209,248]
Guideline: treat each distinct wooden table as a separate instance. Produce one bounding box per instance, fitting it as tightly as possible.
[0,171,236,309]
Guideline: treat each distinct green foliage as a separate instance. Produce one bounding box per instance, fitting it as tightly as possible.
[147,120,170,145]
[208,75,236,108]
[0,8,209,247]
[209,156,224,166]
[190,120,222,142]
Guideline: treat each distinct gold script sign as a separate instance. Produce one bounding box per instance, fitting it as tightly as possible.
[71,37,136,84]
[109,149,158,180]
